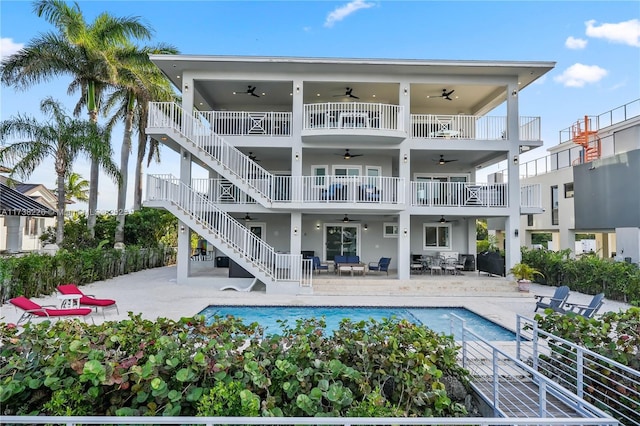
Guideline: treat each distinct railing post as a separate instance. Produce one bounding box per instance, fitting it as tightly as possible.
[516,315,521,361]
[538,380,547,417]
[532,320,539,372]
[492,347,500,416]
[576,347,584,398]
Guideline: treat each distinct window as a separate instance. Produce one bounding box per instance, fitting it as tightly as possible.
[527,214,533,227]
[24,218,41,236]
[564,182,574,198]
[383,222,398,238]
[551,185,559,225]
[311,165,327,186]
[423,223,451,250]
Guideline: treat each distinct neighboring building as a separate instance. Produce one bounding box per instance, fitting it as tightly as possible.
[0,177,57,252]
[494,99,640,264]
[144,55,553,292]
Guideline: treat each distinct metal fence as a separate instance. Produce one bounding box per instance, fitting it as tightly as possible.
[516,315,640,426]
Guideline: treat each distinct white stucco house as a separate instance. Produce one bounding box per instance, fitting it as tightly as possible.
[144,55,553,292]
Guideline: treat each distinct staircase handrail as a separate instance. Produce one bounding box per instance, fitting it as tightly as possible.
[147,174,301,283]
[149,102,275,202]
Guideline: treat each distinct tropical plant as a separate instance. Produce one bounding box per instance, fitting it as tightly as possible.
[0,97,118,244]
[59,171,89,203]
[509,262,544,282]
[0,0,153,236]
[103,43,178,244]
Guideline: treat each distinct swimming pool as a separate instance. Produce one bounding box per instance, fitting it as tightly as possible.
[198,306,516,341]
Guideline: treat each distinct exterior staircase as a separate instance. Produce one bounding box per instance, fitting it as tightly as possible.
[146,174,312,293]
[572,115,601,164]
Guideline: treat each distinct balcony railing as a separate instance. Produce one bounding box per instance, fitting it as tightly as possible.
[410,115,541,141]
[186,176,404,205]
[559,98,640,144]
[196,110,292,136]
[411,182,508,207]
[520,184,542,209]
[303,102,404,131]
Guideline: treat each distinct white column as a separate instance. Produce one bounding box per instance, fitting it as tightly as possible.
[290,212,302,257]
[397,211,410,279]
[504,81,522,271]
[396,82,412,280]
[5,216,22,252]
[177,149,193,284]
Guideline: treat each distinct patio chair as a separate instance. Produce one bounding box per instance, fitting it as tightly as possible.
[534,285,570,312]
[320,183,346,201]
[57,284,119,318]
[312,256,329,274]
[368,257,391,275]
[9,296,93,325]
[558,293,605,318]
[358,184,380,202]
[424,256,442,275]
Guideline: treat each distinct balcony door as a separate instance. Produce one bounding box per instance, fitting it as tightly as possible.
[324,224,360,261]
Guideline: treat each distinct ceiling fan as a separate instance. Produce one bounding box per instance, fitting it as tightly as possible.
[334,87,359,99]
[439,216,450,223]
[427,88,455,101]
[248,152,260,162]
[242,213,256,221]
[433,155,458,165]
[234,85,260,98]
[337,215,360,223]
[336,149,363,160]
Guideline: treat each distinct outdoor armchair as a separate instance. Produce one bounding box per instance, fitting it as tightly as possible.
[312,256,329,274]
[557,292,605,318]
[368,257,391,275]
[534,285,570,312]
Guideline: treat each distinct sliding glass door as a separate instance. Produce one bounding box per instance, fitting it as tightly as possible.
[324,224,359,261]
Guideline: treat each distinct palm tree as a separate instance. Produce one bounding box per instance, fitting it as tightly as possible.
[0,97,119,244]
[63,172,89,203]
[0,0,152,237]
[104,44,178,244]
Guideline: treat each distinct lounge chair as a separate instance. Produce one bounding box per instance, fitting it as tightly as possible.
[10,296,93,325]
[312,256,329,274]
[558,293,605,318]
[534,285,570,312]
[57,284,119,318]
[220,278,261,292]
[368,257,391,275]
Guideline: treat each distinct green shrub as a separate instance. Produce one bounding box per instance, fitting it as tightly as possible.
[0,314,471,417]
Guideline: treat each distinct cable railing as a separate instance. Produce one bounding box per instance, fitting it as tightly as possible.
[449,314,615,421]
[147,174,311,286]
[516,315,640,426]
[148,102,275,203]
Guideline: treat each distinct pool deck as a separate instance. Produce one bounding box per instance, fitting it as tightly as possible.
[1,264,631,346]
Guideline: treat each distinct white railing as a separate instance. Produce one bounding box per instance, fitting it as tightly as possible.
[520,183,541,209]
[148,102,275,202]
[274,175,403,204]
[411,114,505,140]
[0,416,618,425]
[520,116,541,141]
[147,174,311,285]
[516,315,640,426]
[450,314,615,421]
[190,178,257,204]
[411,182,508,207]
[303,102,404,131]
[197,110,292,136]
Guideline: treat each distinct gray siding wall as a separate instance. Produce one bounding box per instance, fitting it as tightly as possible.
[574,149,640,229]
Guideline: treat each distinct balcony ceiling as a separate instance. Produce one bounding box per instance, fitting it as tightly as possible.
[153,55,554,115]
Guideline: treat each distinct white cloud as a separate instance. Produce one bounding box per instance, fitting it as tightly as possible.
[554,63,608,88]
[324,0,375,28]
[0,38,24,60]
[565,36,587,49]
[585,19,640,47]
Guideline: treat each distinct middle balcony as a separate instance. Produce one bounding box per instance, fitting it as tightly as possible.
[301,102,406,143]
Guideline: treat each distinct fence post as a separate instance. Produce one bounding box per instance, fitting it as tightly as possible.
[576,347,584,398]
[492,347,499,416]
[532,321,539,372]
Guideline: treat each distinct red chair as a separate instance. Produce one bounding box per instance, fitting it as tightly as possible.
[57,284,119,318]
[9,296,93,325]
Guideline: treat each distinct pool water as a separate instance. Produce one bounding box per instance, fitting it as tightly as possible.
[198,306,516,341]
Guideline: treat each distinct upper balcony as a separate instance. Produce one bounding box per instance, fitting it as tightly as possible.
[301,102,406,143]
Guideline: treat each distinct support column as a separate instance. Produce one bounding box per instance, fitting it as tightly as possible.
[397,211,410,280]
[397,82,411,280]
[290,212,302,257]
[5,216,22,253]
[177,149,192,284]
[505,80,521,273]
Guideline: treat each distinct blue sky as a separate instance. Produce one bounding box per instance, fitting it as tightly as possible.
[1,0,639,210]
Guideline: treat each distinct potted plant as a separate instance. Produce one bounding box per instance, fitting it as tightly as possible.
[509,263,544,292]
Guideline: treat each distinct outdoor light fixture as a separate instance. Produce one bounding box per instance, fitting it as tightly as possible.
[180,225,185,234]
[439,216,447,224]
[513,156,519,164]
[511,89,518,97]
[403,228,408,236]
[295,152,299,160]
[182,151,188,160]
[296,86,300,93]
[316,224,320,230]
[404,88,408,95]
[184,84,189,91]
[514,229,519,237]
[364,224,368,231]
[293,227,298,235]
[403,154,408,163]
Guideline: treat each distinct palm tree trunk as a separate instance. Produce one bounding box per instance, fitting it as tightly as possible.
[115,100,135,244]
[87,81,99,237]
[133,131,146,210]
[56,172,66,245]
